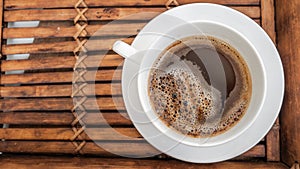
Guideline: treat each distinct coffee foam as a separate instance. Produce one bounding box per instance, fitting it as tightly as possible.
[148,36,252,137]
[150,68,223,136]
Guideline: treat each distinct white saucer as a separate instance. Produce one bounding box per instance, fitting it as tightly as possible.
[122,3,284,163]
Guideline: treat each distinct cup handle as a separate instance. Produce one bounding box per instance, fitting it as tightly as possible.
[113,40,137,59]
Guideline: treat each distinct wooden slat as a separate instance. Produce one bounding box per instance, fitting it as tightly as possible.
[4,0,260,9]
[4,8,163,22]
[0,98,125,111]
[3,41,76,55]
[266,119,280,161]
[0,156,288,169]
[2,19,261,39]
[0,0,3,101]
[1,69,121,84]
[1,84,122,97]
[0,141,160,156]
[239,144,265,158]
[2,38,133,55]
[1,54,123,72]
[0,128,270,144]
[276,0,300,166]
[0,128,142,140]
[261,0,276,43]
[261,0,280,162]
[4,7,260,22]
[3,22,145,39]
[0,0,3,54]
[0,112,132,125]
[0,141,265,158]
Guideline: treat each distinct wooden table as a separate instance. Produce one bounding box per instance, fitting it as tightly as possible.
[0,0,298,168]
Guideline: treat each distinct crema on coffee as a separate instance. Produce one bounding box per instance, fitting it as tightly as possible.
[148,36,252,137]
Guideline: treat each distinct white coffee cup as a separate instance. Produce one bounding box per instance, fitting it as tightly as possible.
[113,20,266,147]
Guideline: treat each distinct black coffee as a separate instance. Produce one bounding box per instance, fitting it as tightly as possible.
[148,36,252,137]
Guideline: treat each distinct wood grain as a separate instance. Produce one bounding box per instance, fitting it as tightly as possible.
[4,0,260,9]
[0,112,132,125]
[4,7,260,22]
[4,8,164,22]
[0,0,3,54]
[261,0,276,43]
[266,119,280,161]
[261,0,280,162]
[0,141,160,156]
[0,141,265,158]
[0,128,142,140]
[2,38,133,55]
[1,54,123,71]
[1,70,122,84]
[2,19,261,39]
[0,156,288,169]
[1,84,122,97]
[3,22,146,39]
[0,98,125,111]
[0,0,3,101]
[276,0,300,166]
